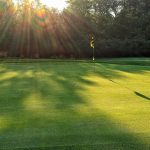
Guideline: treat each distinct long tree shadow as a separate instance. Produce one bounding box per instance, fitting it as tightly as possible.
[135,92,150,101]
[0,61,150,149]
[94,65,150,82]
[98,58,150,66]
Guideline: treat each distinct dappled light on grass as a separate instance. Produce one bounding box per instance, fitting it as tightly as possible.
[76,64,150,140]
[0,60,150,149]
[0,116,11,131]
[0,71,18,81]
[77,73,150,135]
[23,93,46,111]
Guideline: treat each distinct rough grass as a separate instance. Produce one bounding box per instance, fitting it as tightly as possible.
[0,58,150,150]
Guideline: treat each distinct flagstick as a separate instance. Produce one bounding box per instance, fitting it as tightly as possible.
[90,35,95,72]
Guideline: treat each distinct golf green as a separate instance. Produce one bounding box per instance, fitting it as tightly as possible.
[0,58,150,150]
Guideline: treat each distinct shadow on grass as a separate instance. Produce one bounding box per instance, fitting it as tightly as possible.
[98,58,150,66]
[135,92,150,101]
[0,61,150,149]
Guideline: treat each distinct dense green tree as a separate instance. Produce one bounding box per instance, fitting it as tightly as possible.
[0,0,149,58]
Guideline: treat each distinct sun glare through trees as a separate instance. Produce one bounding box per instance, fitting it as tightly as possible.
[0,0,149,58]
[13,0,68,10]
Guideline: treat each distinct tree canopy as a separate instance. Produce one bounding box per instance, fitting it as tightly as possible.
[0,0,149,58]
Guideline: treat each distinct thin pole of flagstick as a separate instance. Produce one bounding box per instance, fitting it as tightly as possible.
[93,47,95,72]
[93,46,95,61]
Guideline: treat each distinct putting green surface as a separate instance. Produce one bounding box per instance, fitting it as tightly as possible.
[0,58,150,150]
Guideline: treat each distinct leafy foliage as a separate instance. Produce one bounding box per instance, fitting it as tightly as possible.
[0,0,149,58]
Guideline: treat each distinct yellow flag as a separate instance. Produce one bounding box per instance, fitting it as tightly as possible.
[90,36,94,48]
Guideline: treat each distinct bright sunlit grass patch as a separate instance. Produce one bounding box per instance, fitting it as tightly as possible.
[0,58,150,149]
[0,116,11,131]
[0,71,18,81]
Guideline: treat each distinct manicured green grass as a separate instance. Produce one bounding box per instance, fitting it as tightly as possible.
[0,58,150,150]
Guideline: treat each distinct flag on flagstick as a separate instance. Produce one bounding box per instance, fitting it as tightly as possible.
[90,36,95,49]
[90,36,95,61]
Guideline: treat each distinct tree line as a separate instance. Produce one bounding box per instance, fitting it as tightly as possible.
[0,0,150,58]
